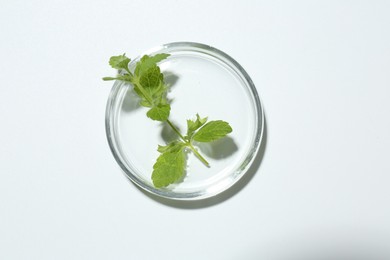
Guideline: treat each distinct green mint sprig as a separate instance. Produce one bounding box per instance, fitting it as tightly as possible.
[104,53,233,188]
[152,114,232,187]
[103,53,171,121]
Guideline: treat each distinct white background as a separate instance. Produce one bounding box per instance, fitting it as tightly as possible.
[1,0,390,259]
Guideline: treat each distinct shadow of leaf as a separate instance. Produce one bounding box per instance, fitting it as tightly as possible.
[164,71,179,91]
[160,121,182,143]
[121,88,141,112]
[196,137,238,159]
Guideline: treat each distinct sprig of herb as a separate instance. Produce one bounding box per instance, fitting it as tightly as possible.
[152,114,232,187]
[104,53,233,187]
[103,53,171,121]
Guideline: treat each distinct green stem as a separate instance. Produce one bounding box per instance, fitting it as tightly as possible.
[132,79,154,105]
[188,143,210,167]
[166,119,210,167]
[125,68,132,75]
[132,77,210,167]
[166,119,186,141]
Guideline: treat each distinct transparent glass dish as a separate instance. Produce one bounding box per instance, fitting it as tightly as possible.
[106,42,264,200]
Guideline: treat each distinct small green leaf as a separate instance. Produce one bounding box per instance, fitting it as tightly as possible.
[146,104,171,121]
[109,54,131,71]
[186,114,208,139]
[152,148,186,188]
[135,65,167,106]
[102,77,117,81]
[139,65,162,89]
[135,54,170,76]
[192,120,232,142]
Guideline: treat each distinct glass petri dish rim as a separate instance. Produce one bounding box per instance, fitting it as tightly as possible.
[105,41,264,200]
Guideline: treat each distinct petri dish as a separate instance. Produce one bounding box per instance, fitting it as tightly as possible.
[105,42,264,200]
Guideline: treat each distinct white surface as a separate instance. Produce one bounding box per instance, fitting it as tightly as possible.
[1,0,389,259]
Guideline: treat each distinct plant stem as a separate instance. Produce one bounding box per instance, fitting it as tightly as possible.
[132,79,154,105]
[132,77,210,167]
[187,143,210,167]
[166,119,186,141]
[166,119,210,167]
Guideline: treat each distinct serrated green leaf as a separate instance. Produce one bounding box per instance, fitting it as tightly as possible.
[139,65,162,89]
[135,65,169,108]
[109,54,131,71]
[186,114,208,139]
[146,104,171,121]
[192,120,232,142]
[152,149,186,188]
[157,141,185,153]
[135,54,170,76]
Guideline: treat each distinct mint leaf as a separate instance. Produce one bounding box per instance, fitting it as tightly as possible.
[139,65,162,89]
[135,54,170,76]
[192,120,233,142]
[152,148,186,188]
[109,54,131,71]
[133,80,167,108]
[133,63,169,109]
[133,66,159,106]
[146,104,171,121]
[186,114,208,139]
